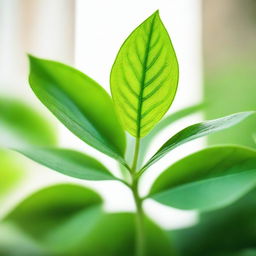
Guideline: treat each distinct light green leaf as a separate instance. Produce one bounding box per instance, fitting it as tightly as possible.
[172,188,256,256]
[28,56,126,162]
[0,150,25,199]
[0,98,56,147]
[15,148,115,181]
[4,184,175,256]
[149,145,256,211]
[111,11,179,138]
[142,111,255,172]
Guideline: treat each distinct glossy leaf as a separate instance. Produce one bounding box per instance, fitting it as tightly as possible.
[142,111,255,172]
[4,184,175,256]
[15,148,115,181]
[149,146,256,211]
[111,11,179,138]
[0,98,56,147]
[28,56,126,162]
[172,188,256,256]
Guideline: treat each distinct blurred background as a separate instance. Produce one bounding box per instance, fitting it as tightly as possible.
[0,0,255,254]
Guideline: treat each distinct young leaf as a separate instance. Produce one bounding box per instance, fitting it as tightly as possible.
[16,148,115,181]
[149,146,256,211]
[0,98,56,147]
[142,111,255,172]
[111,11,179,138]
[28,56,126,162]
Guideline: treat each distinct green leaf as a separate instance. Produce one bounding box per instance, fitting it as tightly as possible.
[4,184,175,256]
[142,111,255,172]
[149,145,256,211]
[28,55,126,162]
[0,150,25,199]
[111,11,179,138]
[172,188,256,256]
[138,103,204,167]
[15,147,115,181]
[0,98,56,147]
[4,184,103,240]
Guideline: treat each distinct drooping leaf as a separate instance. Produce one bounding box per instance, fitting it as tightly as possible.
[142,111,255,172]
[172,188,256,256]
[4,184,175,256]
[0,98,56,147]
[138,103,204,167]
[149,145,256,211]
[15,148,115,181]
[28,56,126,162]
[111,11,179,138]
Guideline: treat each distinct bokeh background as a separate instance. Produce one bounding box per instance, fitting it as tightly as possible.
[0,0,255,255]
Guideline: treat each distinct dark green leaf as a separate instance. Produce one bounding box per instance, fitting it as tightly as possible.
[149,145,256,211]
[111,11,179,138]
[15,148,115,181]
[28,56,126,162]
[142,112,255,172]
[172,188,256,256]
[0,98,56,147]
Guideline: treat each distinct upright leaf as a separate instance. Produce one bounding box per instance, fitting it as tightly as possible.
[111,11,179,137]
[149,146,256,211]
[16,148,115,181]
[0,98,56,147]
[28,56,126,162]
[142,111,255,172]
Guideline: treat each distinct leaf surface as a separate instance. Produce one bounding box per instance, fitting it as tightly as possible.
[172,188,256,256]
[142,112,255,171]
[149,145,256,211]
[16,148,115,180]
[111,11,179,137]
[28,56,126,162]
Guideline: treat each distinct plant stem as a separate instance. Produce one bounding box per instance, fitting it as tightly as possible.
[130,137,145,256]
[132,178,145,256]
[131,137,141,172]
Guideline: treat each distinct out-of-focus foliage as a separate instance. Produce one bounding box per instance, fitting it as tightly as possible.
[172,188,256,256]
[0,151,24,199]
[3,183,175,256]
[0,98,56,147]
[205,64,256,148]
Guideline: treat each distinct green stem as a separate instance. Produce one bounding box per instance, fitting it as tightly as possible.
[130,137,145,256]
[132,178,145,256]
[131,137,141,172]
